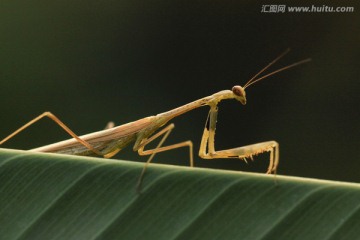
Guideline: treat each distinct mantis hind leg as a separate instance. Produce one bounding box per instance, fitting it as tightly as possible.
[0,112,104,156]
[198,106,279,174]
[104,121,115,129]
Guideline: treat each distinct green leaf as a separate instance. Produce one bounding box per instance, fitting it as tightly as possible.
[1,148,360,240]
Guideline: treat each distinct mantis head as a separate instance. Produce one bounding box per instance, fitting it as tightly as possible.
[232,85,246,105]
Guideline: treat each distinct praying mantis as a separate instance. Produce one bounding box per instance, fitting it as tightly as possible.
[0,49,310,189]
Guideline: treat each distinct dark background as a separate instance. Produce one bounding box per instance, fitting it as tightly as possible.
[1,1,359,182]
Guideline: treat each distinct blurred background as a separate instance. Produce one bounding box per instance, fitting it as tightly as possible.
[0,1,359,182]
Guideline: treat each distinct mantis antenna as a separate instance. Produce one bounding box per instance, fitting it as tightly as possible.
[243,49,311,89]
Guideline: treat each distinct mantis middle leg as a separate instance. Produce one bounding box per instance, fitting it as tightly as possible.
[134,123,194,192]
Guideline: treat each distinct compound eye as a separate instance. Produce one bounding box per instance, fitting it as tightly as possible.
[232,85,244,97]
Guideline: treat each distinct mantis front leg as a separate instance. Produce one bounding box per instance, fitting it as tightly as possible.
[199,106,279,174]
